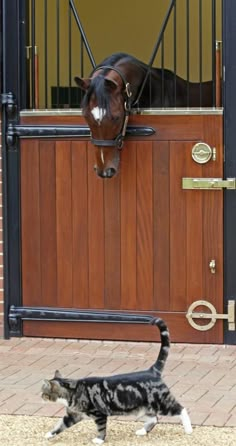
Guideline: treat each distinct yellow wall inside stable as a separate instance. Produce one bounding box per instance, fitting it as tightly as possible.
[33,0,222,108]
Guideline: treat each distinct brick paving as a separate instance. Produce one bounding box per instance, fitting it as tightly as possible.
[0,336,235,427]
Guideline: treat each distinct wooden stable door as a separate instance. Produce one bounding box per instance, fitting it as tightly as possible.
[20,113,224,343]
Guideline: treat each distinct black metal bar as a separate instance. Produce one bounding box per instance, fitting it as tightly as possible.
[2,1,26,338]
[6,124,155,140]
[81,35,84,77]
[44,0,48,108]
[31,0,36,108]
[212,0,216,107]
[56,0,60,107]
[69,0,96,69]
[134,0,176,105]
[199,0,202,106]
[174,1,177,106]
[161,36,165,107]
[8,305,155,329]
[21,1,29,108]
[68,3,72,107]
[186,0,190,106]
[79,36,84,106]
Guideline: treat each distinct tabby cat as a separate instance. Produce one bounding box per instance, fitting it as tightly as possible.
[41,318,192,443]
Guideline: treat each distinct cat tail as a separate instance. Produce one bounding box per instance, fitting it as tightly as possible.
[150,318,170,374]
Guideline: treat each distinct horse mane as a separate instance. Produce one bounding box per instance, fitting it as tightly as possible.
[82,53,147,112]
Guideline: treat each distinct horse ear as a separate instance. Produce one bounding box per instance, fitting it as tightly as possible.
[104,78,119,90]
[74,76,91,91]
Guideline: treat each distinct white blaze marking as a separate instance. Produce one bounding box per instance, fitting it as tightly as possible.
[91,106,106,123]
[101,149,105,165]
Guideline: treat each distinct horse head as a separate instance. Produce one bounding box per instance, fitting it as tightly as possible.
[75,66,132,179]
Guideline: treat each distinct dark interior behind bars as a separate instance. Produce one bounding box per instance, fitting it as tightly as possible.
[27,0,222,110]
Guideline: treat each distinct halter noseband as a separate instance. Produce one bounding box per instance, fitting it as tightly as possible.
[90,65,132,150]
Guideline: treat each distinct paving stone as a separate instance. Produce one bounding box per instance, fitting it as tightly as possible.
[0,337,235,427]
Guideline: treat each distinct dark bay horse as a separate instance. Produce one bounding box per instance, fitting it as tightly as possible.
[75,53,213,178]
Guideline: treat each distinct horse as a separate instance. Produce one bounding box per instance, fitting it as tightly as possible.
[75,52,214,178]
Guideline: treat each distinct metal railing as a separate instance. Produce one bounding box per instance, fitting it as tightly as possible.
[26,0,222,110]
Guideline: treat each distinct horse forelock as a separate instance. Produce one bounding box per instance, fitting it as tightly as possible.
[82,75,112,116]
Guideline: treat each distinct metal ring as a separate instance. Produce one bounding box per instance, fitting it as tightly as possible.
[186,300,217,331]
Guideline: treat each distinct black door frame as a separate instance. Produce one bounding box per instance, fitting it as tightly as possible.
[223,0,236,344]
[1,0,236,343]
[1,0,27,338]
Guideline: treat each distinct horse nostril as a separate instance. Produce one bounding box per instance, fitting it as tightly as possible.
[106,168,116,178]
[96,168,116,179]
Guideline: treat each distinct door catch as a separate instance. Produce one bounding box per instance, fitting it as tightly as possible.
[209,259,216,274]
[182,178,236,190]
[186,300,235,331]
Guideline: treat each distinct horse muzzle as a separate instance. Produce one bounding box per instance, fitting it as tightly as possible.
[94,166,117,179]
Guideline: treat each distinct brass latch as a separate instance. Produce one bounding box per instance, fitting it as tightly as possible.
[186,300,235,331]
[182,178,236,190]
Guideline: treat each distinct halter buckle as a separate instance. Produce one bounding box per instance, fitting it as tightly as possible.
[125,83,132,98]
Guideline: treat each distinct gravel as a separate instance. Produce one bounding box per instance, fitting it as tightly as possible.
[0,415,235,446]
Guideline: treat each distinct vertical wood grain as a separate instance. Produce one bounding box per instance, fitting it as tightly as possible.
[203,116,223,342]
[72,141,89,308]
[21,140,41,306]
[56,141,73,307]
[20,114,224,344]
[39,141,57,307]
[104,171,121,309]
[137,141,153,310]
[120,142,137,310]
[153,141,170,310]
[185,145,203,306]
[87,144,105,308]
[169,142,187,311]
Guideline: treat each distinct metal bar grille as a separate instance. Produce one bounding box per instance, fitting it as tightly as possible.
[25,0,222,110]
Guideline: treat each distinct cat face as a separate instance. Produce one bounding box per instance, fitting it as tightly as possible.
[41,370,63,402]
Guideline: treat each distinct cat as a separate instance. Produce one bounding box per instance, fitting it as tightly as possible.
[41,318,192,443]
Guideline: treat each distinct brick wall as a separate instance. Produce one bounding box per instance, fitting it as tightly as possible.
[0,118,3,337]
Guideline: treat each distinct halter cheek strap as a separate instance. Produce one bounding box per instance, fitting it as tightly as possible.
[90,65,132,149]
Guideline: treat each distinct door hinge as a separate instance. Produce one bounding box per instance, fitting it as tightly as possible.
[186,300,235,331]
[182,178,236,190]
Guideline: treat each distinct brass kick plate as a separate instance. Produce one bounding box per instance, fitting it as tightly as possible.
[186,300,235,331]
[182,178,236,190]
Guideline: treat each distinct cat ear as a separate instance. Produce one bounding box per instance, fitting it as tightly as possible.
[54,370,62,379]
[74,76,91,91]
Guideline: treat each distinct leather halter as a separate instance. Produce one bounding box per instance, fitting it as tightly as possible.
[90,65,132,149]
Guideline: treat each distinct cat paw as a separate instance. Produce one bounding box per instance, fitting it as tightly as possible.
[135,428,147,436]
[45,431,56,440]
[185,426,193,435]
[92,438,104,444]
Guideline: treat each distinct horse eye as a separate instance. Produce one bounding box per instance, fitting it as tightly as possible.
[112,115,121,122]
